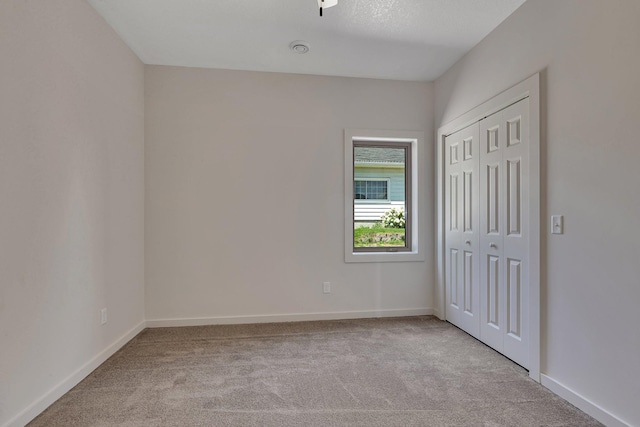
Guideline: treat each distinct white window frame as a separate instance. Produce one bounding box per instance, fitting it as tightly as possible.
[344,129,424,263]
[353,178,391,203]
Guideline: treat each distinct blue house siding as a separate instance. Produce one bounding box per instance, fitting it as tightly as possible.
[354,165,405,223]
[354,167,405,201]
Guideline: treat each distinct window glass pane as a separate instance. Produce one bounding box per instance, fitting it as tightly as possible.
[354,180,388,200]
[353,145,407,249]
[354,180,366,199]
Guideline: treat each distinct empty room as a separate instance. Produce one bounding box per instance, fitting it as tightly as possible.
[1,0,639,426]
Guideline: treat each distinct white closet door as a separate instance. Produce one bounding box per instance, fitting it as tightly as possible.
[444,124,480,338]
[479,98,530,368]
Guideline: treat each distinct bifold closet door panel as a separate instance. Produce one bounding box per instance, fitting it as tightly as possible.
[444,130,461,328]
[479,111,505,353]
[501,99,530,368]
[478,98,530,368]
[444,124,480,338]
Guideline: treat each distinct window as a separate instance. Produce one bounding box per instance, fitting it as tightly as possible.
[353,143,410,252]
[344,129,424,263]
[354,179,389,201]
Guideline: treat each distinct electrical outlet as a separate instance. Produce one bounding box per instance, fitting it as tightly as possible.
[323,282,331,294]
[101,308,108,325]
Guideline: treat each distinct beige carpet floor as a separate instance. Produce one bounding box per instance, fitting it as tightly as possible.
[28,316,601,426]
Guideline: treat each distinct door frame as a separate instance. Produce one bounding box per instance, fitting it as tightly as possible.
[436,73,541,382]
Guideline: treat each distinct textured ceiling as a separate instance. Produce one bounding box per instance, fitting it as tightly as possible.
[88,0,526,81]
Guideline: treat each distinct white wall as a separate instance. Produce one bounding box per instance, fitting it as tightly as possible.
[8,0,635,424]
[145,66,433,323]
[435,1,640,425]
[0,1,145,425]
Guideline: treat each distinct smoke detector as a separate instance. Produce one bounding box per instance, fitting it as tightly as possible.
[289,40,310,54]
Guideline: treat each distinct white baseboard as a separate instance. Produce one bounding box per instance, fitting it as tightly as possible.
[3,321,146,427]
[146,308,434,328]
[541,374,631,427]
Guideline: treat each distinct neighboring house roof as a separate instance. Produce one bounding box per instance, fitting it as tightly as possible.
[354,147,405,165]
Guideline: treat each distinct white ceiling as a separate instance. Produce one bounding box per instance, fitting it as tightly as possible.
[88,0,526,82]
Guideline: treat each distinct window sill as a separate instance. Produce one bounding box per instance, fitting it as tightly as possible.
[345,251,424,263]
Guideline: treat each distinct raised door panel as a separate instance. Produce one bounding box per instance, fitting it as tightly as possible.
[486,164,500,234]
[449,173,459,232]
[449,248,459,309]
[487,255,500,329]
[463,171,473,233]
[507,159,521,236]
[463,251,474,314]
[507,258,522,338]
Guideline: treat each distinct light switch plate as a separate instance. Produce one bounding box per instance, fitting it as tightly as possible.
[551,215,563,234]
